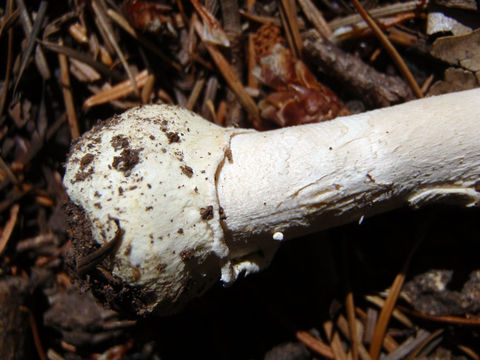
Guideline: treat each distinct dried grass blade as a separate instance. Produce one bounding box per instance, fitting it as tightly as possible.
[0,155,18,185]
[238,9,281,26]
[0,0,15,118]
[91,0,139,96]
[279,0,303,57]
[0,204,20,255]
[16,0,50,80]
[247,34,258,89]
[13,0,50,94]
[405,328,443,359]
[0,8,19,37]
[40,40,124,82]
[20,305,47,360]
[368,237,421,360]
[324,320,348,360]
[297,0,332,38]
[346,291,360,360]
[296,330,335,359]
[58,38,79,140]
[365,295,413,328]
[342,238,359,360]
[106,9,181,71]
[396,305,480,326]
[350,0,423,99]
[457,344,480,360]
[356,307,400,354]
[83,70,149,108]
[141,74,155,104]
[328,1,421,30]
[368,272,406,359]
[194,19,260,123]
[336,315,371,360]
[186,77,206,110]
[383,330,431,360]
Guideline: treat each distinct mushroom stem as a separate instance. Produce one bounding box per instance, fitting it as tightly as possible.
[64,88,480,315]
[218,88,480,273]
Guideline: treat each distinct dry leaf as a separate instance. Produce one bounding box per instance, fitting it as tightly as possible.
[427,67,477,96]
[431,28,480,82]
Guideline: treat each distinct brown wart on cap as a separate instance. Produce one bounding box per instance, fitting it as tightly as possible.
[64,90,480,315]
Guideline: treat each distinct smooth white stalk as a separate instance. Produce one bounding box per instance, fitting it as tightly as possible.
[64,88,480,315]
[218,88,480,280]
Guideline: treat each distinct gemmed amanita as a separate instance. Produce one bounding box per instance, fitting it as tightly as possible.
[64,88,480,315]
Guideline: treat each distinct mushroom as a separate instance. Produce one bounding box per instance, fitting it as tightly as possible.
[64,88,480,315]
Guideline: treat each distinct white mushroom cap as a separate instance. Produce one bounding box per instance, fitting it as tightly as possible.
[64,105,271,315]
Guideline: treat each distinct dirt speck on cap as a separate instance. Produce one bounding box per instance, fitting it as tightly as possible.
[200,206,214,220]
[80,154,95,168]
[112,148,142,174]
[165,131,180,143]
[180,248,195,261]
[111,135,129,150]
[180,165,193,178]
